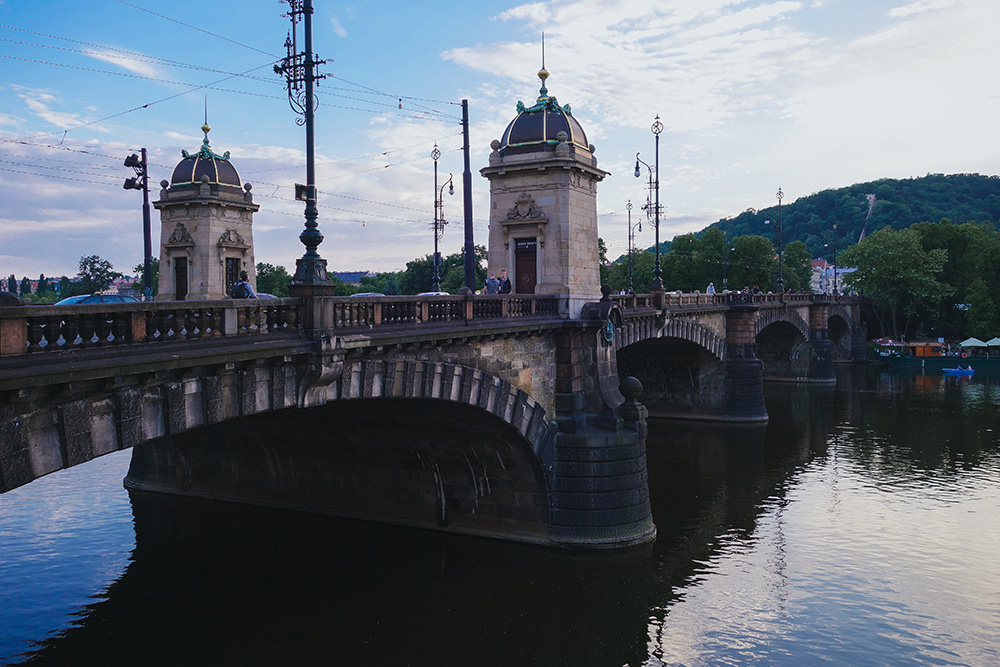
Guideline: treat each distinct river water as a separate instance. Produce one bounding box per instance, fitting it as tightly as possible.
[1,366,998,666]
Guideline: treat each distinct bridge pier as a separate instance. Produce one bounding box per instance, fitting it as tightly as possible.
[724,302,769,422]
[807,301,836,383]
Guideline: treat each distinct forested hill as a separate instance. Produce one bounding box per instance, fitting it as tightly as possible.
[707,173,1000,259]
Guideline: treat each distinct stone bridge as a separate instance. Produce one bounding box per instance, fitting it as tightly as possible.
[0,289,862,549]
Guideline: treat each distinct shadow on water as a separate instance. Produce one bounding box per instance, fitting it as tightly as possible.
[17,365,999,665]
[18,489,655,667]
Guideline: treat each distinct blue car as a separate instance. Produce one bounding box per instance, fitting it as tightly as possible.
[54,293,140,305]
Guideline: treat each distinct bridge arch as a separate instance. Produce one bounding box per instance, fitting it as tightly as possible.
[827,304,855,361]
[126,395,555,544]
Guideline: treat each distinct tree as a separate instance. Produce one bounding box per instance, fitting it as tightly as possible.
[19,276,31,297]
[37,274,48,297]
[781,241,813,291]
[77,255,121,294]
[729,235,774,291]
[838,227,951,339]
[256,263,292,297]
[7,274,16,294]
[359,272,401,295]
[965,278,1000,340]
[133,259,160,298]
[440,244,487,294]
[598,237,609,286]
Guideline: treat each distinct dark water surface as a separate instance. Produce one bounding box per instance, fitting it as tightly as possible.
[2,367,999,666]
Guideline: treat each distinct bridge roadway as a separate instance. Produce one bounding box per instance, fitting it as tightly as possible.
[0,290,863,549]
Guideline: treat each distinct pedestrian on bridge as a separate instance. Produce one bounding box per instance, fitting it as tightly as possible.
[499,269,512,294]
[486,273,500,294]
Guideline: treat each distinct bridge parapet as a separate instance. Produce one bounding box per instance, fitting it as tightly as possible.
[0,294,564,360]
[0,299,302,357]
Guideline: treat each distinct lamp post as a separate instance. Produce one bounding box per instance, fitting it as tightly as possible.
[831,222,838,295]
[123,148,152,301]
[275,0,331,285]
[722,233,732,291]
[626,200,642,293]
[775,187,784,292]
[633,116,664,290]
[430,144,453,292]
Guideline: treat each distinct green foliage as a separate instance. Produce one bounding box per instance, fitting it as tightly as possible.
[19,277,31,297]
[359,272,401,295]
[606,250,655,293]
[781,241,813,291]
[838,227,951,339]
[6,274,14,294]
[256,263,291,297]
[77,255,121,294]
[965,278,1000,340]
[132,258,160,298]
[729,235,774,291]
[712,174,1000,260]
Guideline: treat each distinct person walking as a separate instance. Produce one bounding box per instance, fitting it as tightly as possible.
[706,282,716,294]
[498,269,512,294]
[485,272,500,295]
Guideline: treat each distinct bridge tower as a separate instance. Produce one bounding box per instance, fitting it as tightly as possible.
[153,124,259,301]
[481,67,608,318]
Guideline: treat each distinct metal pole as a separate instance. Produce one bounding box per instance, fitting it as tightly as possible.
[776,187,783,292]
[462,99,475,291]
[432,145,441,292]
[832,223,838,295]
[652,116,663,291]
[140,148,152,301]
[626,200,634,292]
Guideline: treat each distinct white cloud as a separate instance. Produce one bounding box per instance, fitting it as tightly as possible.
[330,16,349,38]
[83,49,162,79]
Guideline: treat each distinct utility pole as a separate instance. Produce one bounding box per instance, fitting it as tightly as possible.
[276,0,331,285]
[123,148,152,301]
[461,99,475,291]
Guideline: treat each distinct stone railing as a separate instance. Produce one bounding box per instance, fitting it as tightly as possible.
[0,293,564,358]
[325,294,561,330]
[613,289,842,310]
[0,298,302,357]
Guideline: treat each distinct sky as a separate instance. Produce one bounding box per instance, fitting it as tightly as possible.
[1,0,998,281]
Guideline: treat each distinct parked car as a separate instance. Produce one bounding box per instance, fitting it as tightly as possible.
[54,293,140,305]
[350,292,385,297]
[416,291,450,296]
[256,292,278,299]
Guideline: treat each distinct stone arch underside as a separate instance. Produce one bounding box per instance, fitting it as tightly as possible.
[827,307,854,360]
[756,320,810,380]
[615,337,727,420]
[126,397,555,545]
[617,314,725,360]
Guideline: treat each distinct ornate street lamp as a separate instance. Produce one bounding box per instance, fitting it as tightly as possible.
[626,200,642,293]
[635,117,664,291]
[832,222,838,295]
[775,187,784,292]
[275,0,331,285]
[430,144,454,292]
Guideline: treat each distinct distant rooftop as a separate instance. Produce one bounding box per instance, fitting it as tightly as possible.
[332,271,375,285]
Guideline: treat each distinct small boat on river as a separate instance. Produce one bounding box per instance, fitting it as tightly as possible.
[942,367,975,375]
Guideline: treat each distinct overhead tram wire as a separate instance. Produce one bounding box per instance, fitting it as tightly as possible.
[113,0,278,58]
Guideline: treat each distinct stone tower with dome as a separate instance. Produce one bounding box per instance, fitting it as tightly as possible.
[481,66,608,317]
[153,124,259,301]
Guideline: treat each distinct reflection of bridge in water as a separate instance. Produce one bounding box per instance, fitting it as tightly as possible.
[0,289,863,549]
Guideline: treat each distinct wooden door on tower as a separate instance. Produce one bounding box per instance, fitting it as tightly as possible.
[514,238,536,294]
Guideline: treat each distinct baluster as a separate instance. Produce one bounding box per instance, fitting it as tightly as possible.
[265,304,277,333]
[111,313,129,345]
[25,316,44,353]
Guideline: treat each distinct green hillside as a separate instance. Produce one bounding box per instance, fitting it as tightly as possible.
[706,173,1000,259]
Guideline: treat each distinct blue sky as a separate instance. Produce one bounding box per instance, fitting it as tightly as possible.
[2,0,998,281]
